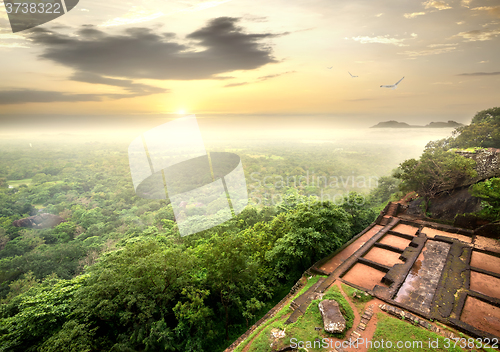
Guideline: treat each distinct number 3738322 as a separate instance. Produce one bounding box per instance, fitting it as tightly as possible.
[5,2,62,14]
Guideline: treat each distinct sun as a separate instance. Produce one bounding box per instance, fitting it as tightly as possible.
[176,109,186,115]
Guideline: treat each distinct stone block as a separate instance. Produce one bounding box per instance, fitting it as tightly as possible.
[318,300,346,333]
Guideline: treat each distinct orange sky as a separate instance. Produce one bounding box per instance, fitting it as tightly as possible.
[0,0,499,132]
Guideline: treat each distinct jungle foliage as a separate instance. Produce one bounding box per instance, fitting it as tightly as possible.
[0,139,379,351]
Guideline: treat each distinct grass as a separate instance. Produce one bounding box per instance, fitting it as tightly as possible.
[341,283,373,313]
[7,178,32,187]
[275,285,354,352]
[368,313,470,352]
[233,275,326,352]
[449,147,485,153]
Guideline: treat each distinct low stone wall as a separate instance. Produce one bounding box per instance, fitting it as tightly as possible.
[223,276,305,352]
[379,303,447,335]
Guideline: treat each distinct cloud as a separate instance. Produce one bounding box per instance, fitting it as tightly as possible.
[180,0,233,13]
[0,31,30,48]
[348,35,409,46]
[0,89,118,105]
[461,0,472,8]
[29,18,281,80]
[257,71,295,81]
[99,0,233,27]
[0,42,29,48]
[344,98,375,102]
[471,6,500,18]
[243,15,268,22]
[224,71,295,88]
[100,6,164,27]
[0,72,170,104]
[457,71,500,76]
[423,0,452,10]
[454,28,500,41]
[224,82,248,87]
[400,44,457,56]
[404,12,426,18]
[427,43,458,47]
[70,72,168,95]
[0,79,167,104]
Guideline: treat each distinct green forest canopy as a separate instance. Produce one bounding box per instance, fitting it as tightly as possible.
[0,139,380,351]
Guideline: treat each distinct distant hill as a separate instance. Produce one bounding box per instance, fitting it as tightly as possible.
[371,120,413,128]
[371,120,464,128]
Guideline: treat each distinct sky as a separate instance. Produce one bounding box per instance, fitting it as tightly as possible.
[0,0,499,136]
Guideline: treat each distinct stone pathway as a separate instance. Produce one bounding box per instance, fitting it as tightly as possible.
[348,305,374,342]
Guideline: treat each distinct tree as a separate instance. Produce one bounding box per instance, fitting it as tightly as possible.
[469,177,500,221]
[173,288,214,351]
[426,107,500,151]
[394,148,477,212]
[341,192,377,234]
[266,201,352,276]
[199,232,272,341]
[368,175,401,206]
[71,238,198,351]
[0,274,86,352]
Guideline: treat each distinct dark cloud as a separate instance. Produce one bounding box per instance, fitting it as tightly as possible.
[29,17,281,80]
[0,89,103,104]
[1,17,280,105]
[0,73,168,104]
[0,86,165,105]
[70,72,168,95]
[457,71,500,76]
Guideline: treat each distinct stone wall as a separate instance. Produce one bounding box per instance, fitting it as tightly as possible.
[223,276,305,352]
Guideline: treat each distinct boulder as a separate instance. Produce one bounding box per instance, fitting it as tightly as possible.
[318,300,346,333]
[12,213,65,229]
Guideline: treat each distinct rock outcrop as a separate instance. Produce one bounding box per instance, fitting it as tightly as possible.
[318,300,346,333]
[406,188,482,221]
[12,213,65,229]
[405,148,500,222]
[454,148,500,187]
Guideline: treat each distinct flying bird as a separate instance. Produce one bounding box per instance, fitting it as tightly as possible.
[327,66,333,69]
[380,77,404,89]
[348,71,358,78]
